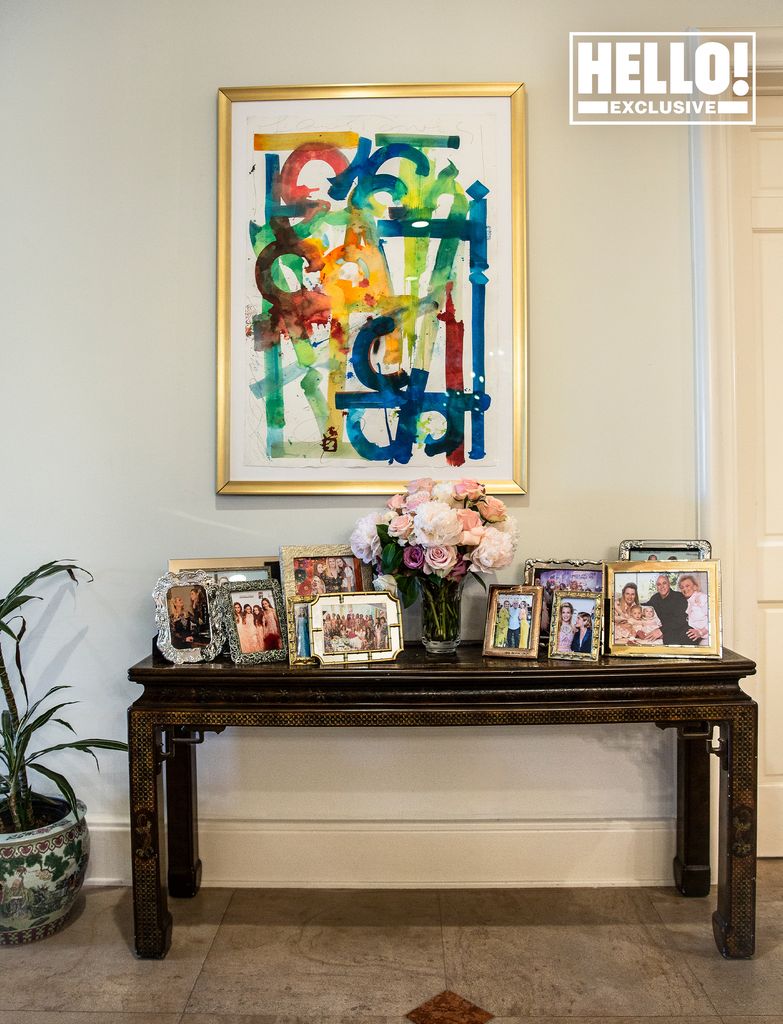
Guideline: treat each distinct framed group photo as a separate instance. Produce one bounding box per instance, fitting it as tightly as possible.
[547,591,603,661]
[308,591,403,665]
[216,82,527,496]
[523,559,604,640]
[224,579,288,664]
[618,539,712,562]
[482,584,542,659]
[607,560,722,658]
[153,571,226,665]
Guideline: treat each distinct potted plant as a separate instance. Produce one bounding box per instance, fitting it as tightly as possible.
[0,560,127,945]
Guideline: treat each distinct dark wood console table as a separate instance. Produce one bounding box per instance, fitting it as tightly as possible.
[128,646,757,960]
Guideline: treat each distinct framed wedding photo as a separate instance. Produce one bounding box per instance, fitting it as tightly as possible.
[216,82,528,496]
[482,584,542,659]
[309,591,403,665]
[547,591,603,662]
[523,559,604,640]
[223,579,288,665]
[153,571,226,665]
[607,560,722,658]
[618,539,712,562]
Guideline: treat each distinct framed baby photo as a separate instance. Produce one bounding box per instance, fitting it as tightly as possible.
[547,591,603,661]
[607,560,722,658]
[618,539,712,562]
[222,579,288,665]
[482,585,542,659]
[153,571,227,665]
[523,559,605,640]
[309,591,403,665]
[168,555,281,584]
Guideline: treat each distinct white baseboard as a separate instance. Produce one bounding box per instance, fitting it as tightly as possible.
[85,817,677,888]
[759,786,783,855]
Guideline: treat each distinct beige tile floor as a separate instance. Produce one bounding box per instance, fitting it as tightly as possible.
[1,861,781,1024]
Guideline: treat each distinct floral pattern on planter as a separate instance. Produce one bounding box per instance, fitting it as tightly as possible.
[0,800,89,945]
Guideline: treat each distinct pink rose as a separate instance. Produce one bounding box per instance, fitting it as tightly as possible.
[470,526,515,573]
[456,507,485,546]
[407,477,435,494]
[404,489,431,512]
[453,478,485,502]
[388,513,415,543]
[403,544,425,569]
[475,495,508,523]
[423,545,459,577]
[387,493,406,511]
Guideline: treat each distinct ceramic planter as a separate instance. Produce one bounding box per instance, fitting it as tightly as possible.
[0,798,89,945]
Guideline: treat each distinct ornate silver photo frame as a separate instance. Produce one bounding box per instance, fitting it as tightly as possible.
[153,571,226,665]
[222,579,288,665]
[618,539,712,561]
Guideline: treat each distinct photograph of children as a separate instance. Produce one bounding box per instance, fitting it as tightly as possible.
[293,555,363,598]
[166,584,211,650]
[320,602,390,655]
[229,588,284,654]
[607,561,721,657]
[525,563,604,637]
[482,585,542,658]
[548,592,602,661]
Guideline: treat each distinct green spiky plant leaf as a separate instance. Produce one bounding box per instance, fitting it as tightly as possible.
[0,561,127,832]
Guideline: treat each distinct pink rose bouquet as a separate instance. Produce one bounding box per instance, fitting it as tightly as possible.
[350,478,518,652]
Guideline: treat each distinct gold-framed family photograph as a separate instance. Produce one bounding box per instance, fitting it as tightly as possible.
[523,559,605,640]
[547,591,603,661]
[308,591,403,665]
[216,82,527,496]
[618,539,712,561]
[607,560,722,658]
[482,584,542,659]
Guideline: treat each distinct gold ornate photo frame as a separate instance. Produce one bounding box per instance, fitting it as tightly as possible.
[547,591,603,662]
[482,584,542,659]
[216,82,527,495]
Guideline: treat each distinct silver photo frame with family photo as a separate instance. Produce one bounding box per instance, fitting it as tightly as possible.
[308,591,403,665]
[607,560,722,658]
[523,559,605,642]
[618,539,712,562]
[153,571,227,664]
[547,591,603,661]
[482,585,542,659]
[223,579,288,665]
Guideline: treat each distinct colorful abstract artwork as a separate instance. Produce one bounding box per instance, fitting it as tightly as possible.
[217,85,526,494]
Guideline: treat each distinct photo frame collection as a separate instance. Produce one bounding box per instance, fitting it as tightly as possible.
[154,539,721,668]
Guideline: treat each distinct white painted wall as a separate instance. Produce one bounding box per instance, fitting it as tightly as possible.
[1,0,777,885]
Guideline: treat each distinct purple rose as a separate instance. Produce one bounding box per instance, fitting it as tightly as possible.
[403,544,425,569]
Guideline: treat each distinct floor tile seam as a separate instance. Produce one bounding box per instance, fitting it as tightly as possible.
[181,888,237,1015]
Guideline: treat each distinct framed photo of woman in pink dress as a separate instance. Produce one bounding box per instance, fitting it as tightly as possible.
[223,579,288,664]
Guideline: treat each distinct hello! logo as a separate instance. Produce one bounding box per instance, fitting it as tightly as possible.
[570,32,755,125]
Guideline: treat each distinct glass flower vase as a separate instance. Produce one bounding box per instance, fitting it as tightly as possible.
[417,575,466,655]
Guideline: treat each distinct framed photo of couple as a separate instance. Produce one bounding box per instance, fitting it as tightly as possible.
[482,585,542,659]
[607,560,722,658]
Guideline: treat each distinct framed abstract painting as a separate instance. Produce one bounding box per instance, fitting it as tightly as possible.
[216,82,527,495]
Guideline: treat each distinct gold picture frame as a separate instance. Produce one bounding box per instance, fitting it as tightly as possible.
[168,556,280,584]
[547,591,603,662]
[216,82,528,495]
[607,560,722,658]
[482,584,542,659]
[279,545,373,661]
[309,591,403,665]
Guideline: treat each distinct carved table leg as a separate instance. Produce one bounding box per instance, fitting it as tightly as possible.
[165,727,202,898]
[674,724,711,897]
[712,703,758,958]
[128,707,172,959]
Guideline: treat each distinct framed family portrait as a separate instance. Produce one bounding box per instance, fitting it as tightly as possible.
[618,539,712,561]
[308,591,403,665]
[482,584,542,659]
[223,579,288,664]
[168,556,281,584]
[523,559,605,639]
[547,591,603,662]
[216,82,527,496]
[607,560,722,658]
[153,571,226,665]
